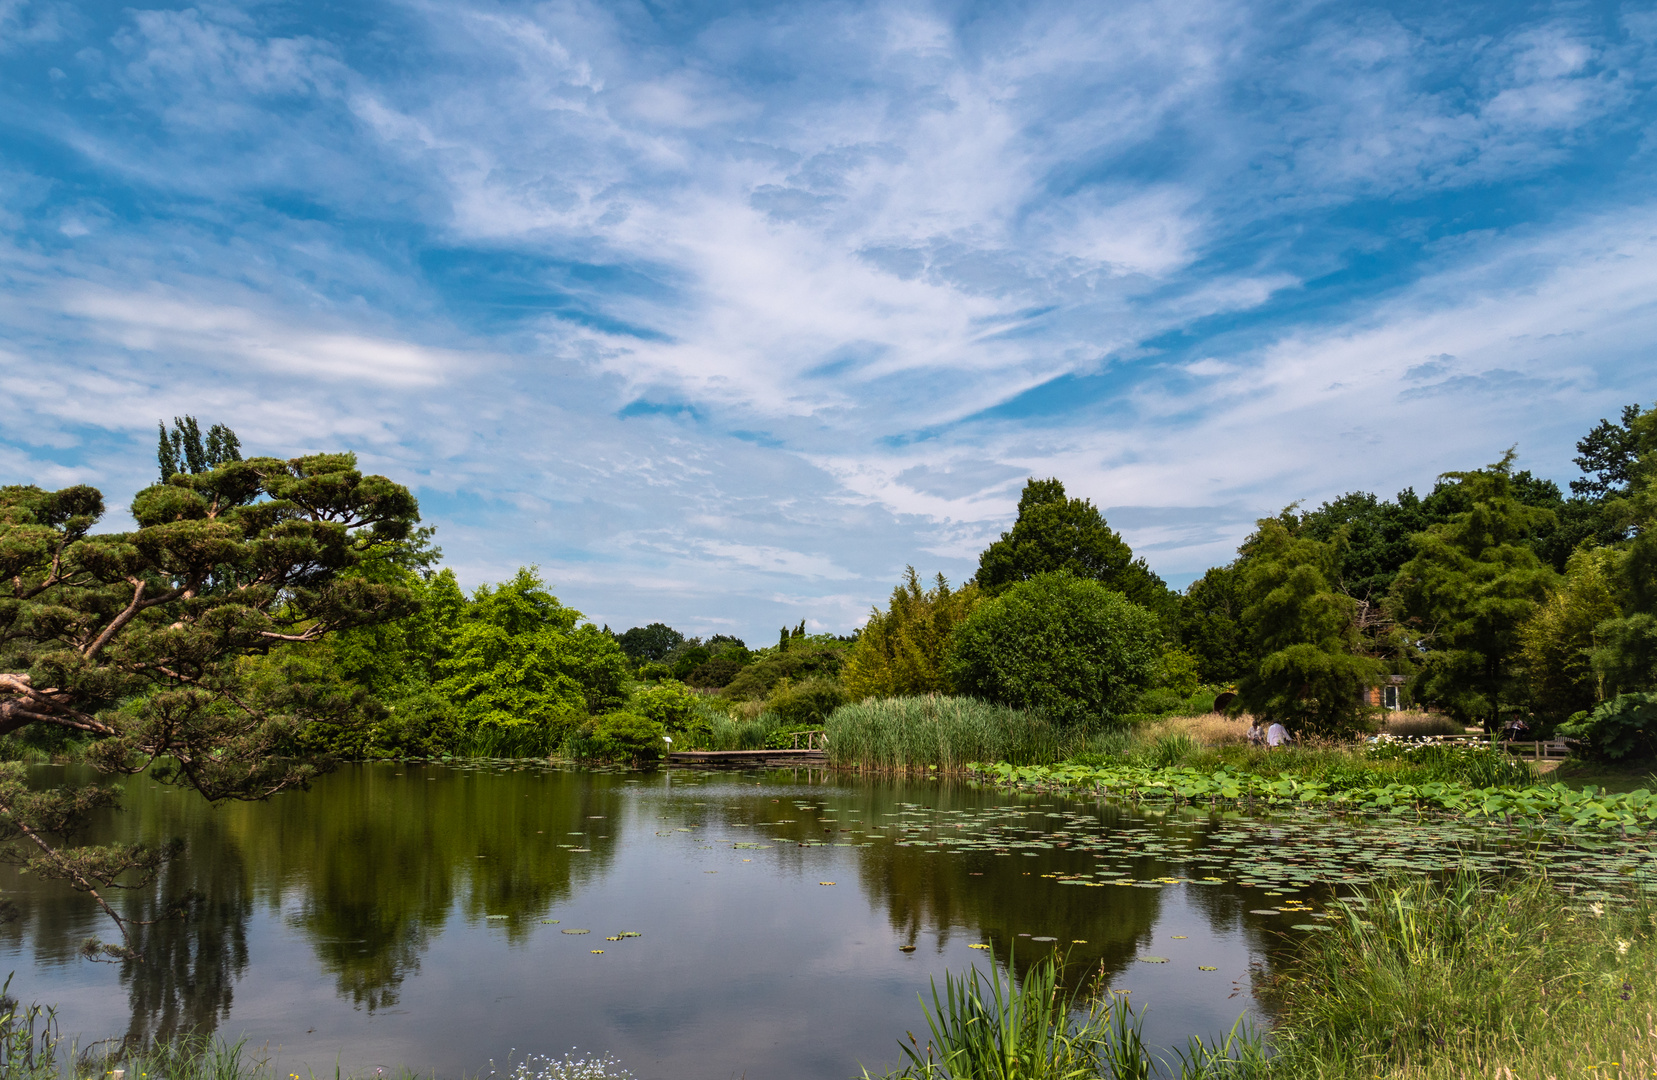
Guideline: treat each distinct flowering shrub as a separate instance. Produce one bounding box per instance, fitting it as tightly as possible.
[1362,736,1536,786]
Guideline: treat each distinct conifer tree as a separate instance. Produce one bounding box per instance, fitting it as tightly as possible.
[1392,452,1558,729]
[0,451,421,958]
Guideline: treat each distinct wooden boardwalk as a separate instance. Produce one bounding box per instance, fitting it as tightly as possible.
[667,748,828,766]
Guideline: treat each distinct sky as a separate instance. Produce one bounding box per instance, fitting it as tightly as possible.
[2,0,1655,642]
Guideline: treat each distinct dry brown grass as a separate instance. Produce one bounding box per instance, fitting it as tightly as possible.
[1136,710,1255,746]
[1380,710,1470,738]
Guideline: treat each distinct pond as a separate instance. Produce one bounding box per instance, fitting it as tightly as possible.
[2,762,1644,1079]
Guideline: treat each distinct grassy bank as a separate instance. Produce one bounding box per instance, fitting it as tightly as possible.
[1269,872,1657,1079]
[864,873,1655,1080]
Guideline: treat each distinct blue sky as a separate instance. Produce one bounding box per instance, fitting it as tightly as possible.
[3,0,1655,641]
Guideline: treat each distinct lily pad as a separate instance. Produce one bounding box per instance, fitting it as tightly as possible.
[1138,956,1169,963]
[561,929,590,935]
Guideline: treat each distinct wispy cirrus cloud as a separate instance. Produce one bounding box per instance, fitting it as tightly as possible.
[1,0,1654,636]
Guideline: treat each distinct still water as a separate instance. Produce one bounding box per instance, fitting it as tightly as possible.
[4,762,1301,1079]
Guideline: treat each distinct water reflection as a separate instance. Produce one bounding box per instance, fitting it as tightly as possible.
[2,764,1278,1079]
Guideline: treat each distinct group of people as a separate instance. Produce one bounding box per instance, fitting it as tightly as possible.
[1247,720,1293,748]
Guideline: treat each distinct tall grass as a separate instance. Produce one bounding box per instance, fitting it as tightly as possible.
[1268,871,1657,1079]
[1378,711,1468,738]
[862,950,1267,1080]
[827,697,1077,770]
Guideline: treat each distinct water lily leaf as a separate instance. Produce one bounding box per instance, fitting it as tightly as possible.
[969,943,991,950]
[1292,924,1333,932]
[1198,965,1218,971]
[819,881,836,886]
[591,949,604,954]
[899,945,916,952]
[561,929,590,935]
[1138,956,1169,963]
[1249,910,1281,916]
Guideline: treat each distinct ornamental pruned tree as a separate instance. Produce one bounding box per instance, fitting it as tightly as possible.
[0,447,421,960]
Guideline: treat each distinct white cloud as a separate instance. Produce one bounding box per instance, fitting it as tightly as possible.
[58,288,455,386]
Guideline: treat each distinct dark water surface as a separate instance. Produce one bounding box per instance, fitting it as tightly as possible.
[4,763,1299,1079]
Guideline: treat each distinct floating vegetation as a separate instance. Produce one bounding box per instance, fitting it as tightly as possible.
[561,929,590,935]
[971,761,1657,832]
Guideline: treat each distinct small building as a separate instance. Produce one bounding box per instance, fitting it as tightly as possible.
[1363,675,1408,711]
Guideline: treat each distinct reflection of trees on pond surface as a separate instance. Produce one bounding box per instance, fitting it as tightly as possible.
[2,765,629,1031]
[0,776,253,1047]
[238,764,631,1010]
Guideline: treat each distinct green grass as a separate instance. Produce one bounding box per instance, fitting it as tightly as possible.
[860,949,1266,1080]
[1550,759,1657,795]
[826,697,1080,770]
[1265,871,1657,1079]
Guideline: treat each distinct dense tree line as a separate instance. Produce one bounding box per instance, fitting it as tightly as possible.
[4,405,1655,961]
[1179,405,1656,753]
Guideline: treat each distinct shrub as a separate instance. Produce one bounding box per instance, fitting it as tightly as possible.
[630,680,709,739]
[720,645,846,701]
[568,711,665,763]
[766,677,846,727]
[944,573,1162,728]
[373,691,466,757]
[1560,692,1657,761]
[685,657,743,688]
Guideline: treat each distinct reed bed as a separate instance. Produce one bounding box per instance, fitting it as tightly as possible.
[827,697,1075,770]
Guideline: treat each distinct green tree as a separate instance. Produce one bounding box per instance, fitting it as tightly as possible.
[1518,548,1620,723]
[1177,564,1249,684]
[842,567,980,699]
[1392,453,1559,729]
[156,415,243,483]
[1571,404,1647,499]
[0,452,421,956]
[975,478,1173,620]
[1588,404,1657,696]
[945,572,1162,728]
[616,622,684,663]
[1234,515,1388,735]
[434,568,629,746]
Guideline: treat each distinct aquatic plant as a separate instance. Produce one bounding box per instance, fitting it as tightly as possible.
[861,950,1268,1080]
[971,761,1656,831]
